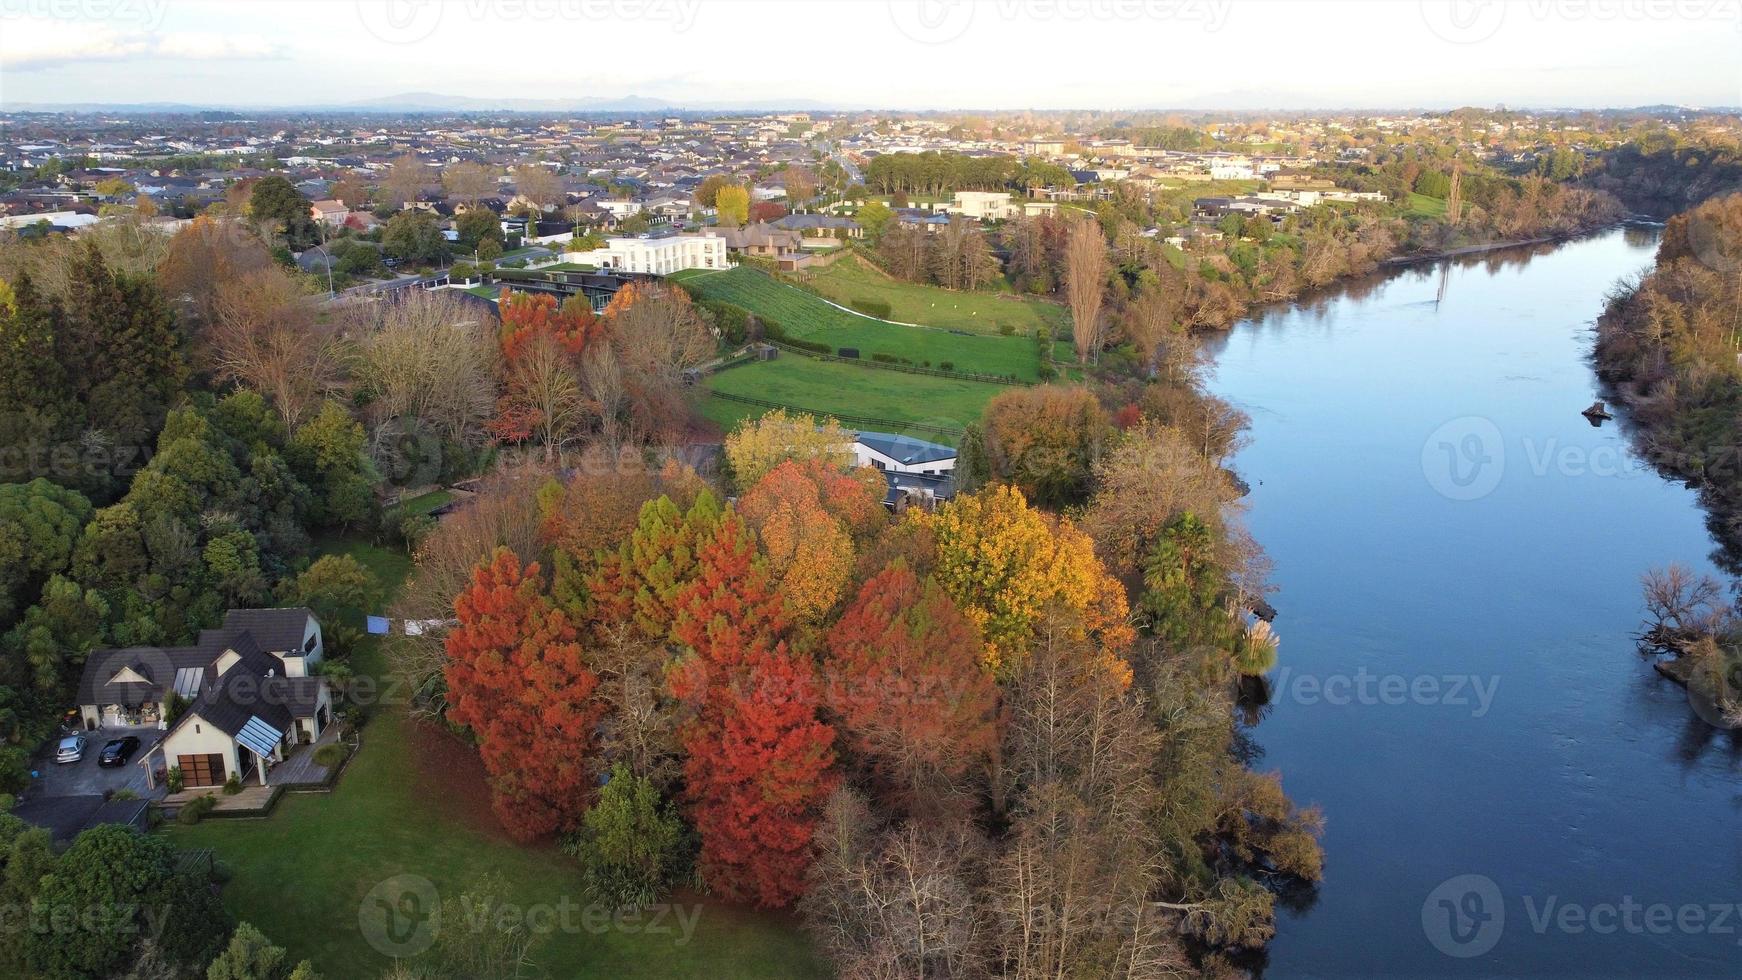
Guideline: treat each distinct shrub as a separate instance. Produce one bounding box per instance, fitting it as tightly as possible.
[1038,365,1059,382]
[849,297,892,319]
[222,773,242,796]
[998,322,1016,336]
[166,766,184,794]
[939,361,955,371]
[177,795,217,824]
[313,742,350,769]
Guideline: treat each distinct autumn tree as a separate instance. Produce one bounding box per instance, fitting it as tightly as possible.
[974,385,1110,509]
[442,161,498,206]
[915,484,1132,679]
[1065,216,1108,364]
[724,409,855,491]
[598,282,715,439]
[388,474,545,714]
[736,460,869,623]
[157,216,274,328]
[246,176,316,249]
[381,154,429,208]
[1082,421,1236,579]
[209,265,345,429]
[580,491,722,641]
[353,288,499,475]
[511,163,562,214]
[715,184,750,227]
[445,548,604,841]
[823,560,996,816]
[667,509,836,907]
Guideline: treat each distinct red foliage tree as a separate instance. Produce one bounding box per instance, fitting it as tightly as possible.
[583,492,722,641]
[824,560,998,812]
[497,288,602,361]
[445,547,604,841]
[667,509,837,907]
[748,201,788,224]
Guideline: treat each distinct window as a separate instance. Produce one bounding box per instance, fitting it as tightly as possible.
[303,634,317,654]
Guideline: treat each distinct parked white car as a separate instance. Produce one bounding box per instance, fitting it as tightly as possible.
[55,734,86,764]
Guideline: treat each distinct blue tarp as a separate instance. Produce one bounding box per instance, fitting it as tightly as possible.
[367,615,390,635]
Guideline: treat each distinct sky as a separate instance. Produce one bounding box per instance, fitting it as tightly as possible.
[0,0,1738,110]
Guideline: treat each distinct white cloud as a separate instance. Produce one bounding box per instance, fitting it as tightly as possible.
[1,22,282,72]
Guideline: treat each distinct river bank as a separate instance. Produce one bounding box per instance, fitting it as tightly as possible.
[1203,226,1739,976]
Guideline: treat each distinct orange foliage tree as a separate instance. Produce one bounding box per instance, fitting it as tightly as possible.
[736,459,885,623]
[444,547,604,841]
[580,492,722,640]
[667,509,836,907]
[823,560,997,813]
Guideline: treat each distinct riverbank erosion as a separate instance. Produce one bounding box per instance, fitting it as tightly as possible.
[1593,194,1742,568]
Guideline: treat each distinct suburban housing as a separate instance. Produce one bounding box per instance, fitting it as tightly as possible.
[76,608,333,789]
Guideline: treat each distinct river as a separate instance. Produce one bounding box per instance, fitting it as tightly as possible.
[1202,226,1742,977]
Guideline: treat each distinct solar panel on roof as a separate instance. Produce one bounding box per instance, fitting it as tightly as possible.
[235,716,282,760]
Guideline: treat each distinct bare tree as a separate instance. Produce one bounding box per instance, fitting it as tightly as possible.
[208,266,344,428]
[511,163,563,214]
[1065,217,1108,364]
[442,161,498,206]
[382,154,429,209]
[355,289,500,449]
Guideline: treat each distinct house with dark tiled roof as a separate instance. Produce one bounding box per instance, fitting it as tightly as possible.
[76,608,332,789]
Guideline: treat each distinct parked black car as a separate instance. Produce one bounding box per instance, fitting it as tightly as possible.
[98,736,141,768]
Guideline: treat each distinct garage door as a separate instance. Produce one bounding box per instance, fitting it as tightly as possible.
[177,753,225,788]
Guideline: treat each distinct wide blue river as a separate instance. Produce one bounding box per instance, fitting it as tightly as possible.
[1204,226,1741,977]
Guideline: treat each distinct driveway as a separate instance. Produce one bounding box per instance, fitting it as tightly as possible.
[24,726,164,801]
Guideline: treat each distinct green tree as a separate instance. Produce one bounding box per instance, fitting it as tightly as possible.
[853,200,894,242]
[206,921,316,980]
[278,554,382,657]
[455,208,504,252]
[564,763,686,909]
[382,209,452,265]
[248,176,316,249]
[287,402,376,529]
[25,825,233,980]
[0,479,93,628]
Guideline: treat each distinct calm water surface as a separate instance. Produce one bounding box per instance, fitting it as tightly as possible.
[1203,227,1742,978]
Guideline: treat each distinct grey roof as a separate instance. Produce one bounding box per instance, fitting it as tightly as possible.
[221,608,313,654]
[13,795,149,844]
[855,431,956,466]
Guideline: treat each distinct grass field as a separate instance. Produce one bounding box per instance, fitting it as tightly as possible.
[1406,192,1449,218]
[672,266,1045,381]
[167,537,824,979]
[796,254,1068,337]
[701,357,1013,443]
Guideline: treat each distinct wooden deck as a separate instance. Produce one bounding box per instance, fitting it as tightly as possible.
[266,726,343,787]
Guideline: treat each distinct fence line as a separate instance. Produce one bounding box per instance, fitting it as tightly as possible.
[705,391,963,437]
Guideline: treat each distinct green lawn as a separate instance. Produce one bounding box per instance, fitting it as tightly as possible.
[672,266,1045,380]
[796,255,1068,337]
[395,489,454,516]
[166,535,825,979]
[1406,192,1449,218]
[703,357,1013,443]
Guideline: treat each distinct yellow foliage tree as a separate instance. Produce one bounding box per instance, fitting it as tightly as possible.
[723,409,854,491]
[738,460,858,623]
[914,483,1133,680]
[715,184,750,228]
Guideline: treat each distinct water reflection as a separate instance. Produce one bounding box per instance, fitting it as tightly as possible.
[1207,226,1742,977]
